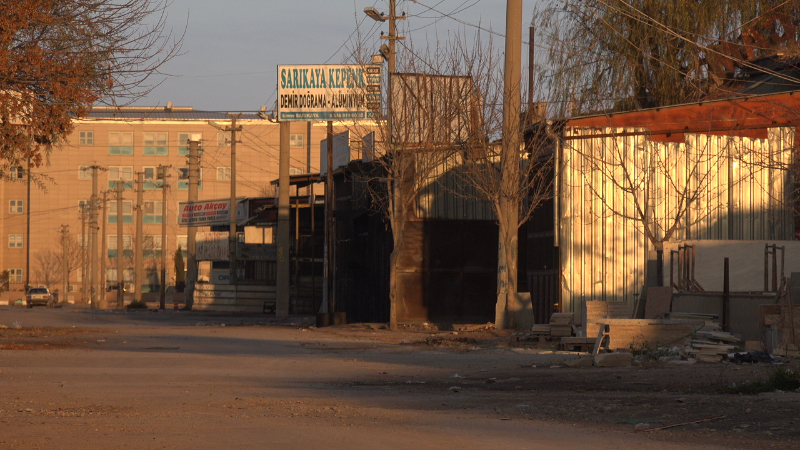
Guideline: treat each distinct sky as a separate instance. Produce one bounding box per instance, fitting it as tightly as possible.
[132,0,541,112]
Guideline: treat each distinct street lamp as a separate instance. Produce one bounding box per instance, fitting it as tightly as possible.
[363,7,386,22]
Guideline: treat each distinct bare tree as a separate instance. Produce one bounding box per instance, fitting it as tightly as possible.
[32,250,60,288]
[344,30,554,329]
[563,128,731,273]
[0,0,183,171]
[56,232,82,287]
[429,36,554,329]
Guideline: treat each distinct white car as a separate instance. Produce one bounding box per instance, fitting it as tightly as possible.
[26,287,53,308]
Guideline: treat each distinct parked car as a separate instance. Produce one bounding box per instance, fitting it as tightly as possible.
[107,283,126,292]
[26,287,53,308]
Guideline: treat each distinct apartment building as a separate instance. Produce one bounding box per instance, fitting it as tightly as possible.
[0,105,337,303]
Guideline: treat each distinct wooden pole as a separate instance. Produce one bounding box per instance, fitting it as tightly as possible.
[90,166,99,307]
[134,172,144,303]
[61,225,69,304]
[116,182,124,308]
[277,121,291,317]
[100,191,108,307]
[81,204,87,304]
[323,121,334,315]
[159,166,169,310]
[723,257,730,332]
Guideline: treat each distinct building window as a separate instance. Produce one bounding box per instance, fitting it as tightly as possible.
[108,166,133,189]
[289,167,303,175]
[290,133,304,148]
[106,268,133,285]
[8,234,23,248]
[143,166,164,189]
[143,235,163,259]
[217,167,231,181]
[108,132,134,155]
[108,235,132,258]
[143,201,163,224]
[143,132,168,156]
[177,132,203,156]
[108,201,133,224]
[8,268,22,283]
[8,166,24,180]
[216,132,230,146]
[9,199,23,214]
[79,166,93,180]
[79,131,94,145]
[177,167,202,191]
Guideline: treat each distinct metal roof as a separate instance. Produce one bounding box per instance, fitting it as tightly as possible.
[84,106,271,121]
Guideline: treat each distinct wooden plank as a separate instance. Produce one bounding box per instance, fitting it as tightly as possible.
[592,324,610,355]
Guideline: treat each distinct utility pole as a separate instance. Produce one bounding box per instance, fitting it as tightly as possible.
[322,122,333,315]
[306,122,312,174]
[80,204,87,304]
[185,139,200,310]
[134,172,144,304]
[277,121,291,317]
[116,182,124,308]
[496,0,523,329]
[228,114,240,287]
[366,0,404,329]
[25,156,31,292]
[61,225,69,304]
[100,191,108,308]
[90,165,99,308]
[208,115,242,287]
[158,165,170,310]
[528,26,535,114]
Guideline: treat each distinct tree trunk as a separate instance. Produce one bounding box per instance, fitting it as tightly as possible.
[388,248,399,330]
[495,198,519,329]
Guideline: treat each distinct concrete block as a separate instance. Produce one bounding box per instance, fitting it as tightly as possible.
[593,352,632,367]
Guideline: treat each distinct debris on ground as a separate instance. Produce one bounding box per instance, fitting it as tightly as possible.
[728,351,775,364]
[414,336,477,347]
[687,330,741,362]
[562,357,593,368]
[593,352,632,367]
[635,415,726,432]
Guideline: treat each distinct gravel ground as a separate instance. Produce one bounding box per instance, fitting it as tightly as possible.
[0,305,798,450]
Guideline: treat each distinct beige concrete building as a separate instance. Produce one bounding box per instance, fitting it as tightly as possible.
[0,105,340,304]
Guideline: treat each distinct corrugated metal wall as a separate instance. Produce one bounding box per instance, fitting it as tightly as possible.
[415,152,495,220]
[559,127,795,319]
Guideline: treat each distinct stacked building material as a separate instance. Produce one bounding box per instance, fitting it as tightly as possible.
[687,330,741,362]
[550,313,575,337]
[583,301,630,337]
[509,324,552,346]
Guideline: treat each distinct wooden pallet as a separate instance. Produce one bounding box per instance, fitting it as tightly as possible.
[559,336,596,352]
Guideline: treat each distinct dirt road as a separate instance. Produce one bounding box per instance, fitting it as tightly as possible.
[0,306,797,449]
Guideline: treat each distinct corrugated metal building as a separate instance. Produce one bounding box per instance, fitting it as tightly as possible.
[557,92,800,321]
